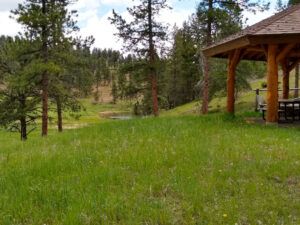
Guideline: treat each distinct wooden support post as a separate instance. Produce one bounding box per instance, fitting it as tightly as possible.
[226,49,241,114]
[266,44,279,124]
[280,60,289,99]
[295,64,299,98]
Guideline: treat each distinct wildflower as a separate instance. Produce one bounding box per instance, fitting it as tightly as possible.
[218,169,222,173]
[223,214,227,217]
[100,160,103,164]
[260,183,264,186]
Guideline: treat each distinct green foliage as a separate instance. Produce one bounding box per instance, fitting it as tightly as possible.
[111,79,118,104]
[110,0,170,116]
[289,0,300,6]
[0,36,41,140]
[11,0,79,46]
[164,24,200,108]
[196,0,243,45]
[11,0,93,134]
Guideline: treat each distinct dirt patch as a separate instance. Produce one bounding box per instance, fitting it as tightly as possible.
[99,111,120,115]
[49,123,88,130]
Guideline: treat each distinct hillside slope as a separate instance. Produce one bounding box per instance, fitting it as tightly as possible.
[164,71,298,115]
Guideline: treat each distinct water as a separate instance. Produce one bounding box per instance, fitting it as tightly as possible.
[108,115,134,120]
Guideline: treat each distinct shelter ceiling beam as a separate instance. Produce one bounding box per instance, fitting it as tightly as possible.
[276,43,296,63]
[289,51,300,58]
[260,44,268,58]
[288,59,300,72]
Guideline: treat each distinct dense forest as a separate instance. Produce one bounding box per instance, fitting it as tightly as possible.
[1,0,298,140]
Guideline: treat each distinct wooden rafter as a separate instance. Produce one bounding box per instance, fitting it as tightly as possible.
[276,43,296,63]
[288,59,300,72]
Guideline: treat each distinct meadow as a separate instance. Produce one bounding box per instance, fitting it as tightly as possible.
[0,114,299,224]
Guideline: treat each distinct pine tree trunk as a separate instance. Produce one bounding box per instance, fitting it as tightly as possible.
[202,56,210,114]
[42,71,48,136]
[57,96,63,132]
[20,116,27,141]
[151,70,159,116]
[148,0,159,117]
[295,64,299,98]
[41,0,48,136]
[20,95,27,140]
[172,65,177,108]
[201,0,213,114]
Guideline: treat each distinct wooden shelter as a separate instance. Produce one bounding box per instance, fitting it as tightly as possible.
[203,4,300,124]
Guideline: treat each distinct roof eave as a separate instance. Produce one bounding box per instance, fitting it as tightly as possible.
[202,36,250,58]
[203,33,300,58]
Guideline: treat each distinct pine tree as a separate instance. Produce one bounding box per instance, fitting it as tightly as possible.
[166,24,199,108]
[12,0,79,136]
[111,79,118,104]
[109,0,169,117]
[0,36,40,140]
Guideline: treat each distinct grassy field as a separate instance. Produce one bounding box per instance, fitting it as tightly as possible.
[0,114,299,224]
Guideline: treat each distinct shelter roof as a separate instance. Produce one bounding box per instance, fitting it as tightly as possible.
[203,4,300,61]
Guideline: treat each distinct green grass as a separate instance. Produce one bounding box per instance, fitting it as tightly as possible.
[0,114,299,224]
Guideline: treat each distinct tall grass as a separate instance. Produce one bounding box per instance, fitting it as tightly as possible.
[0,115,299,224]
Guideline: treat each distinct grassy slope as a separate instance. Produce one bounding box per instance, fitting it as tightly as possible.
[0,115,299,224]
[164,71,298,116]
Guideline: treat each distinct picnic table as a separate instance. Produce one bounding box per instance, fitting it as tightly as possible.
[260,98,300,121]
[278,99,300,121]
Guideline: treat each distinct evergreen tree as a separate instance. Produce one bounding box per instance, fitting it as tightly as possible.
[111,79,118,104]
[109,0,169,117]
[0,37,41,140]
[12,0,79,136]
[166,24,199,108]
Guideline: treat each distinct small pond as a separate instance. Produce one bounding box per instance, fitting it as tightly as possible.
[108,115,134,120]
[99,111,148,120]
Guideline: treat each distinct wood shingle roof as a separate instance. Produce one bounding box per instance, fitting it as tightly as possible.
[203,4,300,60]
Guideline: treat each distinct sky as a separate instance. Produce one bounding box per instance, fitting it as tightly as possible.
[0,0,281,50]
